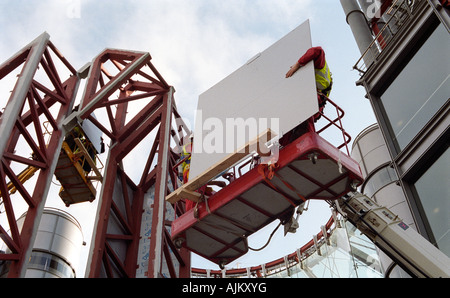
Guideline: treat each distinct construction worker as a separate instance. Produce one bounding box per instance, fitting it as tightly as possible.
[286,46,333,97]
[180,141,193,184]
[282,46,333,144]
[176,134,193,184]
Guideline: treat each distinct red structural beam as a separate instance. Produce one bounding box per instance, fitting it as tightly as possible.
[369,0,394,49]
[80,49,191,278]
[1,35,191,278]
[0,33,78,277]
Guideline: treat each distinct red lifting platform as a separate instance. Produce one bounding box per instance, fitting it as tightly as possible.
[170,130,363,267]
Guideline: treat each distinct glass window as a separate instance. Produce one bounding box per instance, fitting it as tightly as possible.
[414,148,449,257]
[380,23,450,151]
[28,251,75,278]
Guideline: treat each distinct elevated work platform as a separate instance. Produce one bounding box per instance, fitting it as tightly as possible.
[54,141,97,206]
[170,131,363,267]
[53,119,104,207]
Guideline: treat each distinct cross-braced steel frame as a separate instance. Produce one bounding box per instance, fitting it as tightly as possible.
[0,33,79,277]
[0,34,191,278]
[74,48,191,278]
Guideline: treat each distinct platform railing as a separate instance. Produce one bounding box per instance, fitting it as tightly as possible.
[353,0,419,74]
[315,95,352,156]
[170,92,355,202]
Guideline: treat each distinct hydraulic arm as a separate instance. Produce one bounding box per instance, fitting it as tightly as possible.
[335,192,450,278]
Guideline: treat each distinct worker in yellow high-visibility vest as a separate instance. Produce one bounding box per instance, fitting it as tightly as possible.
[286,46,333,97]
[282,47,333,144]
[178,136,227,213]
[181,142,192,184]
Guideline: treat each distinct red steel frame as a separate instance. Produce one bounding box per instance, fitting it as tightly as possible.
[171,132,363,257]
[0,33,79,277]
[78,49,191,278]
[0,34,191,278]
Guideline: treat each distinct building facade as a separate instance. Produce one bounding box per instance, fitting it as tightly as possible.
[343,0,449,258]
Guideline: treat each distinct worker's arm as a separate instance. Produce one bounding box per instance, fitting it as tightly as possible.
[286,62,302,78]
[286,46,326,78]
[298,47,326,68]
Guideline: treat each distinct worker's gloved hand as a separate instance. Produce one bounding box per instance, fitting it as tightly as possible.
[286,62,301,78]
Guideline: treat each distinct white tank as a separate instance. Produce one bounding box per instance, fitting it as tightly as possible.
[17,208,84,278]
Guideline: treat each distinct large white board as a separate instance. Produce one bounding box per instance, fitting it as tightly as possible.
[189,20,318,180]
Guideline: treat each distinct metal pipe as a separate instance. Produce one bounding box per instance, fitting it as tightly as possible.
[341,0,379,67]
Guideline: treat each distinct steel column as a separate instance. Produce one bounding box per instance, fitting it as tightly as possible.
[147,88,173,278]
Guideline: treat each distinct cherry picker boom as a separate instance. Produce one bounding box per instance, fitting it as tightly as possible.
[335,192,450,278]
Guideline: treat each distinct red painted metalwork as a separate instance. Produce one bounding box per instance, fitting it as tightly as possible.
[171,131,363,266]
[78,49,191,278]
[170,94,363,268]
[0,35,192,278]
[0,33,78,277]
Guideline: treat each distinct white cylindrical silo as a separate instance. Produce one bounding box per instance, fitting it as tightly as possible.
[18,208,84,278]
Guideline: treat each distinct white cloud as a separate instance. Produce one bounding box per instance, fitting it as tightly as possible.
[1,0,315,122]
[106,0,315,122]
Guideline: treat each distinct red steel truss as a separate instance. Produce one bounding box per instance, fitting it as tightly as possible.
[77,49,191,278]
[0,33,79,277]
[0,34,191,278]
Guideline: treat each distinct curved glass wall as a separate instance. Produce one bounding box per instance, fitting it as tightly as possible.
[266,222,382,278]
[0,250,76,278]
[27,251,76,278]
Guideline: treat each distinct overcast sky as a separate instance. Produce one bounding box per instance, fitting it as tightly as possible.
[0,0,377,276]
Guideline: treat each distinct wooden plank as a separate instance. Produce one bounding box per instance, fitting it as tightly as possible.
[166,129,276,204]
[167,188,202,204]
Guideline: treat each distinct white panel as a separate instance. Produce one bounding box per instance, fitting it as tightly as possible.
[190,20,317,180]
[82,113,103,153]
